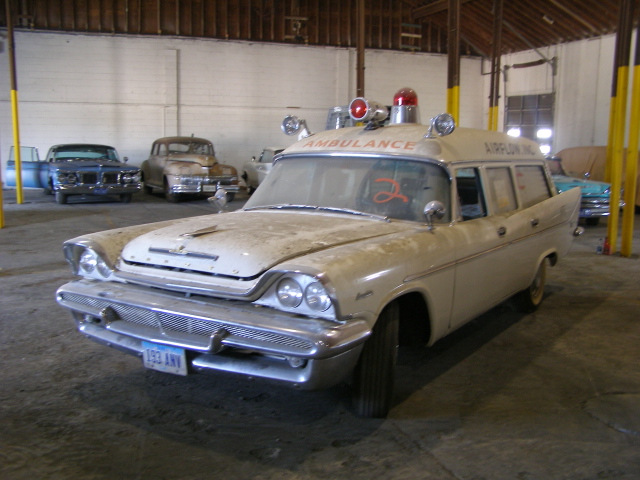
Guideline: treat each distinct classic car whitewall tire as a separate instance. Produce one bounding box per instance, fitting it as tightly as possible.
[513,260,546,313]
[352,302,399,418]
[55,191,68,205]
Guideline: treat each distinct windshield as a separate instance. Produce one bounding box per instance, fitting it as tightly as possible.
[53,146,119,162]
[168,141,214,156]
[244,156,451,222]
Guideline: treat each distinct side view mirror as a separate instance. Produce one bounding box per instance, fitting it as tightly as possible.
[208,188,228,213]
[423,200,446,230]
[251,156,256,162]
[123,156,129,163]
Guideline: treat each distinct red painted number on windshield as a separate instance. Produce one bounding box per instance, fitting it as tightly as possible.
[373,178,409,204]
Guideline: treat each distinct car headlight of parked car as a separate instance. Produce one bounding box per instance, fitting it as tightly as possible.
[257,273,336,319]
[57,173,78,184]
[63,242,114,280]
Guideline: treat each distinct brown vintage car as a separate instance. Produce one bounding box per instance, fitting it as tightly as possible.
[141,136,240,202]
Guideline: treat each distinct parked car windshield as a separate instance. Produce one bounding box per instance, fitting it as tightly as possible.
[53,146,119,162]
[244,156,451,222]
[168,141,214,156]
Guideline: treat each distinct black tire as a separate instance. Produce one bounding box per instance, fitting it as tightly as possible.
[55,191,68,205]
[585,217,600,226]
[513,260,546,313]
[352,302,399,418]
[120,193,132,203]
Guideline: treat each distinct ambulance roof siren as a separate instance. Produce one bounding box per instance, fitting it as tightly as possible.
[390,87,421,125]
[348,98,389,130]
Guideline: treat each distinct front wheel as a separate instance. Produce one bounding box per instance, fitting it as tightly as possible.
[55,191,68,204]
[352,302,399,418]
[512,260,546,313]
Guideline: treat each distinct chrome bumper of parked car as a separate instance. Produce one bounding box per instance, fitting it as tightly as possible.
[56,279,368,389]
[56,183,141,195]
[580,197,625,218]
[171,176,240,194]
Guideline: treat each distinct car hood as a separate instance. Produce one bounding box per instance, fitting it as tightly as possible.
[53,160,136,171]
[167,153,219,167]
[552,174,610,195]
[119,210,407,279]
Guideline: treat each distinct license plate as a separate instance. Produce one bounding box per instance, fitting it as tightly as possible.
[93,188,108,194]
[202,185,217,192]
[142,341,188,376]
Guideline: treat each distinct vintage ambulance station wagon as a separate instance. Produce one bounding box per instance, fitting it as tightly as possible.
[57,89,583,417]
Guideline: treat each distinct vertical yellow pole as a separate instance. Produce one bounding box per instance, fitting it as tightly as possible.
[447,0,461,123]
[621,29,640,257]
[605,0,634,255]
[6,0,24,206]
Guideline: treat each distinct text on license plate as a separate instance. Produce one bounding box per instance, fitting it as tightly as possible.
[93,188,108,195]
[142,341,188,376]
[202,185,217,192]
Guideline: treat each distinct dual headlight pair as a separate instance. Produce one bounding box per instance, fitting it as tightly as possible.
[276,277,332,312]
[64,244,114,280]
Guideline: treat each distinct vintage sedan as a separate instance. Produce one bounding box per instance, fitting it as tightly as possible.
[6,143,141,204]
[546,155,622,226]
[57,89,582,418]
[141,136,240,202]
[241,147,284,194]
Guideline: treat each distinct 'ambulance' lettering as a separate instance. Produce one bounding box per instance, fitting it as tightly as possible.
[301,140,416,150]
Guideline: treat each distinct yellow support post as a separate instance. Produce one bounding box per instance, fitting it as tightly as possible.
[447,86,460,124]
[621,31,640,257]
[6,0,24,205]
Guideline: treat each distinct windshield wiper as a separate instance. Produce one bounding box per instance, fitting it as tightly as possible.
[243,204,389,221]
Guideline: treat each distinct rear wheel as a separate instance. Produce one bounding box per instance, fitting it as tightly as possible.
[513,260,546,313]
[352,302,399,418]
[55,191,68,204]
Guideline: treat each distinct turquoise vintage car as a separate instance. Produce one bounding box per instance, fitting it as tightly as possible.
[546,156,620,226]
[5,144,141,204]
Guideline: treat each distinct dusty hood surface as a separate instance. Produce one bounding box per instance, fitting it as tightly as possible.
[168,153,218,167]
[120,210,408,279]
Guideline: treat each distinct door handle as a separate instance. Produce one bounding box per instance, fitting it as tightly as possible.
[531,218,540,227]
[497,226,507,237]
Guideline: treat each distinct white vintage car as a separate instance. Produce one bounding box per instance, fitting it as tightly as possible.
[57,89,582,417]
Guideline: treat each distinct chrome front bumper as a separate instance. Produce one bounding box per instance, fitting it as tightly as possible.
[56,279,369,389]
[56,183,141,195]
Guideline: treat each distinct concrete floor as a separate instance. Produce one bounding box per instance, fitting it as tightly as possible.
[1,188,639,480]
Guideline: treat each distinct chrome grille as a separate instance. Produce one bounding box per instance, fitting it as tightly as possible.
[79,172,98,184]
[102,172,120,184]
[60,292,313,351]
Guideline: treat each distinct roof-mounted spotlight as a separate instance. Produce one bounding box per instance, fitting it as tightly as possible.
[424,113,456,138]
[281,115,313,139]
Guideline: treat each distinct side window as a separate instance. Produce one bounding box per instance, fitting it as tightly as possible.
[158,143,168,156]
[455,168,486,220]
[485,167,517,214]
[515,165,552,208]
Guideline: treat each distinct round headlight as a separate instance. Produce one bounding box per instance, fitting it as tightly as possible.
[277,278,303,308]
[305,282,332,312]
[122,173,132,183]
[67,174,77,184]
[57,173,67,183]
[79,249,97,273]
[96,258,112,278]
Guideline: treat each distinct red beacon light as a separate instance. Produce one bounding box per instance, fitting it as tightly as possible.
[348,97,388,129]
[390,87,421,124]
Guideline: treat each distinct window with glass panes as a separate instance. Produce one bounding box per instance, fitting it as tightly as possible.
[505,94,554,154]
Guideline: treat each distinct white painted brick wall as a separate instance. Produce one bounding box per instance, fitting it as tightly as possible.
[1,31,484,176]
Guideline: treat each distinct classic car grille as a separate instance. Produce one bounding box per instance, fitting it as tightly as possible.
[61,292,313,351]
[79,172,98,184]
[76,172,121,185]
[102,172,119,184]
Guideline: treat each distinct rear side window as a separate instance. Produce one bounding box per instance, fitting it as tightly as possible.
[515,165,552,207]
[455,168,486,220]
[486,167,517,214]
